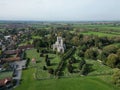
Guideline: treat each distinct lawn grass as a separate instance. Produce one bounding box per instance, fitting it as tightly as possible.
[0,71,13,79]
[25,49,60,78]
[86,60,118,75]
[14,68,119,90]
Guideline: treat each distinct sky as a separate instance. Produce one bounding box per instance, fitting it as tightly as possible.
[0,0,120,21]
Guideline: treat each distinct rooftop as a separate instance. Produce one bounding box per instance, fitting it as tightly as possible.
[1,57,21,62]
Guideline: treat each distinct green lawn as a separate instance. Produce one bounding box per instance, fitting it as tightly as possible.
[15,68,119,90]
[25,49,60,79]
[0,71,13,79]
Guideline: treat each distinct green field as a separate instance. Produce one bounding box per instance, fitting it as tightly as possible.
[81,31,120,37]
[25,49,60,79]
[72,24,120,37]
[73,24,120,30]
[15,68,119,90]
[14,49,120,90]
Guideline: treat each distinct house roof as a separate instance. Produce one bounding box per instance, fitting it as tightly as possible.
[0,77,12,86]
[1,57,21,62]
[18,44,34,50]
[4,49,21,55]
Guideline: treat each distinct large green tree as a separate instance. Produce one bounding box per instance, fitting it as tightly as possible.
[106,54,119,68]
[103,45,118,56]
[78,58,86,70]
[112,70,120,86]
[85,48,99,60]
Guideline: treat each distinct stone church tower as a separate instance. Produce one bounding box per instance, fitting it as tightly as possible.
[53,37,65,53]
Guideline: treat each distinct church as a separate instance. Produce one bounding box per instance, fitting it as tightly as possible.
[53,36,65,53]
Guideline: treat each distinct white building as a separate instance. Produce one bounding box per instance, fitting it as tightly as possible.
[53,37,65,53]
[4,35,11,40]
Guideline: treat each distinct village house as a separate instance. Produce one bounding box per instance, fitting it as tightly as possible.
[0,77,13,90]
[18,44,34,50]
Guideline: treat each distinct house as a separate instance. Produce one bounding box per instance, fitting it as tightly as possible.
[1,57,21,62]
[18,44,34,50]
[53,36,65,53]
[3,49,22,55]
[4,35,11,40]
[0,77,12,89]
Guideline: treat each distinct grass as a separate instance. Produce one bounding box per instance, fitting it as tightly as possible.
[0,71,13,79]
[25,49,60,78]
[86,60,119,76]
[72,24,120,37]
[73,24,120,30]
[15,68,119,90]
[81,31,120,37]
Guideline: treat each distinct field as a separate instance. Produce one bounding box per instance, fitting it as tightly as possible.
[14,49,120,90]
[72,24,120,37]
[25,49,60,79]
[14,68,119,90]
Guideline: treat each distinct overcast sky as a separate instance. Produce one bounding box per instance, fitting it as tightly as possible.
[0,0,120,21]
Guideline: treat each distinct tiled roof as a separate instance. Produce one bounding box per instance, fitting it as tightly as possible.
[1,57,21,62]
[4,49,21,55]
[0,77,12,86]
[18,44,34,50]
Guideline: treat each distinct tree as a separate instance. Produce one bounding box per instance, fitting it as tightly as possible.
[78,58,86,70]
[80,64,87,75]
[46,59,51,66]
[45,54,50,66]
[46,54,48,59]
[67,64,73,73]
[85,48,99,60]
[36,49,39,53]
[112,70,120,86]
[106,54,119,68]
[48,68,54,74]
[72,36,80,46]
[97,52,107,63]
[43,66,47,70]
[68,57,76,64]
[103,45,118,56]
[77,50,84,57]
[117,49,120,60]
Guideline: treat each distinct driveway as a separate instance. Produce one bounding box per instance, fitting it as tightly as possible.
[12,60,26,85]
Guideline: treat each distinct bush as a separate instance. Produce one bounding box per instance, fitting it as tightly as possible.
[40,53,44,57]
[112,70,120,86]
[26,58,30,68]
[78,58,86,70]
[67,64,73,73]
[43,66,47,70]
[80,64,87,75]
[48,68,54,74]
